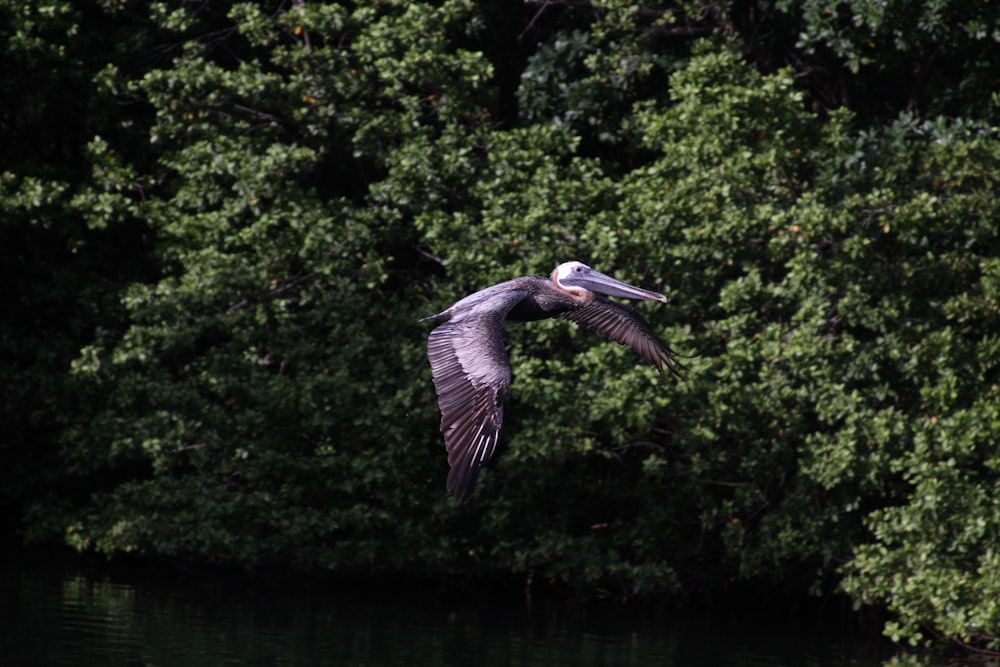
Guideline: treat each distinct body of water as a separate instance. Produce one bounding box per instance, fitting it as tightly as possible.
[2,559,902,666]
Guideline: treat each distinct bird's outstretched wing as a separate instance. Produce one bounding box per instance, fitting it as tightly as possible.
[427,307,516,503]
[558,295,683,378]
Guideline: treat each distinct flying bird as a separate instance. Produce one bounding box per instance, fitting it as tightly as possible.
[422,261,683,503]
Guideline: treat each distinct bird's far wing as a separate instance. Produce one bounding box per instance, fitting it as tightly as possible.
[427,305,518,503]
[558,296,683,379]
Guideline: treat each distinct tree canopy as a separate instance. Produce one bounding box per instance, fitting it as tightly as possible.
[3,0,999,657]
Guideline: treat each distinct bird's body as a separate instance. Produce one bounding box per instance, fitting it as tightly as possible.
[423,261,682,503]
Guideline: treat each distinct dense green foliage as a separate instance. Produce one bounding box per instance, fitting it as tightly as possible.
[4,0,1000,657]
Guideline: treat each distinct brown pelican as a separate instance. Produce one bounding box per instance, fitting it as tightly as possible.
[423,261,683,503]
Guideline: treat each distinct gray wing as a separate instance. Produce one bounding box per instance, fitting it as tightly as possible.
[427,297,525,503]
[558,295,683,378]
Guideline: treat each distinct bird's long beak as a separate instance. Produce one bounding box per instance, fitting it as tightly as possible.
[561,267,667,302]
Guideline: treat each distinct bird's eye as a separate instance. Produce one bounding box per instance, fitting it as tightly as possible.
[575,266,583,272]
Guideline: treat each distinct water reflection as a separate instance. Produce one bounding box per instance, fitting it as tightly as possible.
[3,563,900,666]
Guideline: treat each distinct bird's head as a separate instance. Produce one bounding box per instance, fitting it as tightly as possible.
[552,261,667,302]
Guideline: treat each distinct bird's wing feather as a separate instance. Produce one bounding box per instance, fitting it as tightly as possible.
[426,289,528,503]
[558,296,682,378]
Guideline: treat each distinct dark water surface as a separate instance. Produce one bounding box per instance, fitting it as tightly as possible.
[3,561,901,666]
